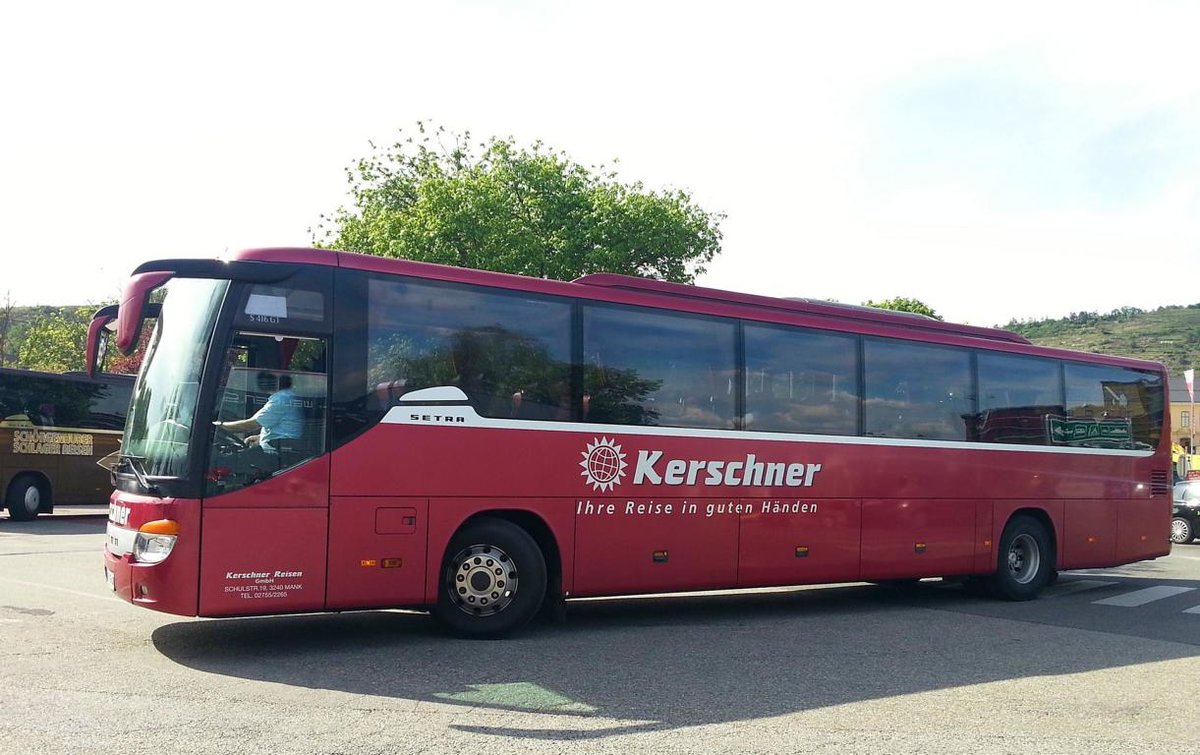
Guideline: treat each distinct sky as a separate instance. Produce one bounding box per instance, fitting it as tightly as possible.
[2,0,1198,327]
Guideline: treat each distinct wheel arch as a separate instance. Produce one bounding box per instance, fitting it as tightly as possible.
[448,509,563,600]
[1004,506,1058,570]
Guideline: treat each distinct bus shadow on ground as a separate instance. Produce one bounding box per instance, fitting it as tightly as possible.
[151,579,1200,739]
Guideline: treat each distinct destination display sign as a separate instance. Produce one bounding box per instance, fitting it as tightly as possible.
[1045,416,1132,445]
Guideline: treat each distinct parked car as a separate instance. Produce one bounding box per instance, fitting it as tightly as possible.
[1172,480,1200,544]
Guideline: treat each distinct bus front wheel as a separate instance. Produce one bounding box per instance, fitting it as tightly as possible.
[6,476,48,522]
[989,514,1052,601]
[433,517,547,638]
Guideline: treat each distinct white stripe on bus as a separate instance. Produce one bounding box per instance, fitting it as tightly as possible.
[381,404,1155,458]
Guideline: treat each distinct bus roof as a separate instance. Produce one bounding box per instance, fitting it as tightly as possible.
[227,247,1030,344]
[571,272,1032,346]
[119,246,1163,374]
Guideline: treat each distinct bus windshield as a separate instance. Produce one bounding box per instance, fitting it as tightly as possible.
[122,278,228,478]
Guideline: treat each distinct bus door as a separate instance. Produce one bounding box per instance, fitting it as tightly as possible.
[196,331,331,616]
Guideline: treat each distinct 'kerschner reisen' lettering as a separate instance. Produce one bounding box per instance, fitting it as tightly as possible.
[632,451,822,487]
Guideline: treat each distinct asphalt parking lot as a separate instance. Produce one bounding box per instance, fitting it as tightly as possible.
[2,512,1199,755]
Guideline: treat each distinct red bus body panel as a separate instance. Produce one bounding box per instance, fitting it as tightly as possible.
[105,418,1169,617]
[104,492,202,617]
[326,496,428,610]
[738,498,861,586]
[197,456,329,615]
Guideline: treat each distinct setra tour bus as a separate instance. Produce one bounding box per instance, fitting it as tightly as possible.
[95,248,1172,637]
[1,367,133,520]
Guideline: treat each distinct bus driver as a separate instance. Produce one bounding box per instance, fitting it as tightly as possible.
[214,372,303,461]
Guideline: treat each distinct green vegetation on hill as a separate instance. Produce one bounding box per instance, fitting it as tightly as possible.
[1002,305,1200,379]
[0,305,84,368]
[1,304,144,374]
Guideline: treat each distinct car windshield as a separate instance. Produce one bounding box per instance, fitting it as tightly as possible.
[1175,482,1200,503]
[121,278,229,478]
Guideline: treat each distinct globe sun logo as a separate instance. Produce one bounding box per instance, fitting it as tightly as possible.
[579,437,628,492]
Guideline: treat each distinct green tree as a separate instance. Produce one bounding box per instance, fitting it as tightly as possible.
[862,297,942,320]
[0,292,13,367]
[317,123,724,283]
[17,307,92,372]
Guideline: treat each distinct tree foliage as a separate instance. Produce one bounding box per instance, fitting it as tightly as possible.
[0,292,14,368]
[105,329,150,374]
[862,297,942,320]
[317,123,724,283]
[8,304,145,375]
[17,307,92,373]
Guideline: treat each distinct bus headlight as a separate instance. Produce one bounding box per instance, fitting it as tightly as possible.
[133,519,179,564]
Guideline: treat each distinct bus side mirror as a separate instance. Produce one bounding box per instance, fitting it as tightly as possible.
[87,306,119,378]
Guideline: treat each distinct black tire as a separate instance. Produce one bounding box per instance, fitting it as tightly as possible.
[1171,516,1195,545]
[432,517,547,638]
[6,476,48,522]
[988,514,1053,601]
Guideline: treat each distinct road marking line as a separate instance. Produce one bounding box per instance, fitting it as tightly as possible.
[1093,586,1195,607]
[1047,579,1118,596]
[0,575,118,603]
[1183,605,1200,615]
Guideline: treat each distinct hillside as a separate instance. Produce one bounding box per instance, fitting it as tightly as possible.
[1002,305,1200,380]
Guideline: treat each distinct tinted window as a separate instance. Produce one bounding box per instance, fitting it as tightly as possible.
[864,341,973,440]
[583,305,736,429]
[85,378,133,430]
[744,325,857,434]
[1061,364,1163,449]
[367,278,572,420]
[974,354,1062,445]
[0,372,131,431]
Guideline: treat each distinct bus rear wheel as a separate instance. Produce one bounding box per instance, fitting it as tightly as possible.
[989,514,1052,601]
[433,517,547,638]
[6,476,48,522]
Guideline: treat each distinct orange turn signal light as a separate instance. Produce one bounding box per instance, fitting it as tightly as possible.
[138,519,180,536]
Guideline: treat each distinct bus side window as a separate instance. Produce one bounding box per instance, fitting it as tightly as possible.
[582,304,736,430]
[744,325,858,437]
[364,276,572,423]
[865,340,971,441]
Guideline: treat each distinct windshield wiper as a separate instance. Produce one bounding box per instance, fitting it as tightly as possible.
[117,454,161,495]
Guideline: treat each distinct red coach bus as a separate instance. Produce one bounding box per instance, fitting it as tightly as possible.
[96,248,1171,637]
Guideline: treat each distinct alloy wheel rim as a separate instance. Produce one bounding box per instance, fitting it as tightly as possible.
[1007,533,1041,585]
[446,544,518,616]
[1171,519,1188,543]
